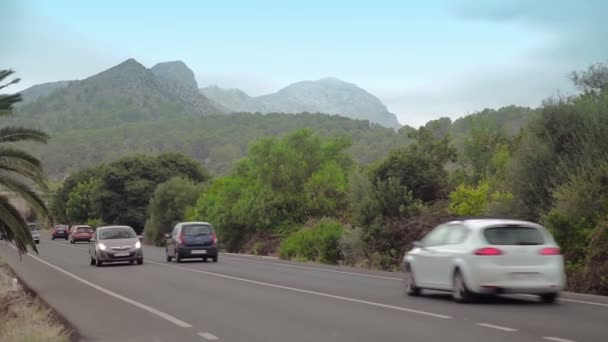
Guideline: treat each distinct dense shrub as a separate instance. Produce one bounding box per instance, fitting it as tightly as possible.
[279,219,344,264]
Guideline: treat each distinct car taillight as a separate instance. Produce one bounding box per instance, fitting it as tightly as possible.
[212,231,218,245]
[474,247,503,256]
[177,234,184,244]
[540,247,560,255]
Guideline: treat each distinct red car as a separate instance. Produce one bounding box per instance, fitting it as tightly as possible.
[51,225,70,240]
[70,225,94,244]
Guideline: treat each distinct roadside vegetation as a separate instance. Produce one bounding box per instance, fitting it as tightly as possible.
[48,62,608,295]
[0,260,70,342]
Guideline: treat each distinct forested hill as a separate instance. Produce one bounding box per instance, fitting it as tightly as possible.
[24,105,535,181]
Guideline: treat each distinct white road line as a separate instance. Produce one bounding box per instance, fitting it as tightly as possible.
[5,243,192,328]
[224,252,278,260]
[197,332,219,340]
[475,323,518,332]
[145,260,451,319]
[47,241,608,309]
[221,256,403,281]
[543,337,576,342]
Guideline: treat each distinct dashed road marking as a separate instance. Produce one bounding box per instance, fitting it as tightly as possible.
[197,332,219,340]
[475,323,518,332]
[542,337,576,342]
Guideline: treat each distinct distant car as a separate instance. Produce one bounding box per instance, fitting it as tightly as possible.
[403,218,565,304]
[51,225,69,240]
[89,225,143,267]
[165,222,218,263]
[28,223,40,244]
[70,225,94,243]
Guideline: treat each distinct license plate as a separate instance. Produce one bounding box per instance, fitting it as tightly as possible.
[191,250,207,255]
[510,272,537,280]
[114,252,129,257]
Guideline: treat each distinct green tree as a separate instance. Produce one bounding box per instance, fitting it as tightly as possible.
[93,153,209,234]
[65,178,100,223]
[51,166,105,224]
[0,70,50,253]
[371,126,456,203]
[145,177,205,246]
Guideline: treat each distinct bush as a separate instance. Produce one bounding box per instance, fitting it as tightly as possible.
[448,181,513,217]
[338,227,367,267]
[279,218,344,264]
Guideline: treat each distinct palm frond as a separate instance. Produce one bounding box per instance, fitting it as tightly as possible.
[0,158,46,187]
[0,174,49,224]
[0,70,20,90]
[0,147,43,170]
[0,70,22,116]
[0,126,49,143]
[0,194,37,254]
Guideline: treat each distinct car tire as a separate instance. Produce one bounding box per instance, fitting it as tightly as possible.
[166,251,172,262]
[403,264,421,296]
[70,239,74,244]
[90,256,95,266]
[52,237,55,240]
[137,258,143,265]
[452,270,474,303]
[95,255,103,267]
[175,250,182,263]
[212,256,218,263]
[35,240,40,244]
[540,293,558,304]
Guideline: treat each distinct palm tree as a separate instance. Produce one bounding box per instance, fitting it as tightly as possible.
[0,69,49,254]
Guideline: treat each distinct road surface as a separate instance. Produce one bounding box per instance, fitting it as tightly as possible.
[1,233,607,342]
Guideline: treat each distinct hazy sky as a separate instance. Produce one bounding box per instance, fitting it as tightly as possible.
[2,0,607,127]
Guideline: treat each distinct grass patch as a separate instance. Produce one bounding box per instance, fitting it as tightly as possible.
[0,262,71,342]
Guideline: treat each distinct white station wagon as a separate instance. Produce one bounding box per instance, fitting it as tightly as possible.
[403,218,565,303]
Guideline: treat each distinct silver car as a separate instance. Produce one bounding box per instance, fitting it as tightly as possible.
[28,223,40,244]
[89,225,143,267]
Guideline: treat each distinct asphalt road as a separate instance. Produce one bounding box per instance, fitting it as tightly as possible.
[1,233,607,342]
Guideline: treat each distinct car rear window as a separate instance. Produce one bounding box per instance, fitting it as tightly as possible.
[77,227,92,233]
[483,226,545,245]
[100,227,136,239]
[182,225,212,236]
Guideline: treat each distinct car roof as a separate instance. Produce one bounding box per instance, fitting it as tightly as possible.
[97,225,133,230]
[178,221,212,226]
[446,218,543,230]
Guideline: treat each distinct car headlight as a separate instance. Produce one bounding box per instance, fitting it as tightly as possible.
[98,243,107,251]
[135,241,141,249]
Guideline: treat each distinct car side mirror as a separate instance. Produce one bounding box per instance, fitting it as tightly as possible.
[164,233,171,239]
[413,241,424,248]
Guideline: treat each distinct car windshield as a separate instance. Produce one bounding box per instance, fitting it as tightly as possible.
[483,226,545,245]
[182,224,212,236]
[28,224,38,231]
[99,227,136,240]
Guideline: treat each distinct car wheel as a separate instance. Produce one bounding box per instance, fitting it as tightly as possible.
[452,270,474,303]
[166,250,172,262]
[52,237,55,240]
[212,256,218,263]
[35,240,40,244]
[403,264,421,296]
[70,239,74,244]
[95,255,103,267]
[137,258,143,265]
[540,293,558,304]
[90,256,95,266]
[175,250,182,263]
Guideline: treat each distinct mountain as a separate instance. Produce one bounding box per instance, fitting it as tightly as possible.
[19,80,74,104]
[13,59,224,132]
[201,78,401,128]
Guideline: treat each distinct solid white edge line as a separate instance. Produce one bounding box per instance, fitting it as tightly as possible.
[475,323,518,332]
[221,255,403,281]
[5,243,192,328]
[542,337,576,342]
[518,294,608,307]
[197,332,219,340]
[145,259,452,319]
